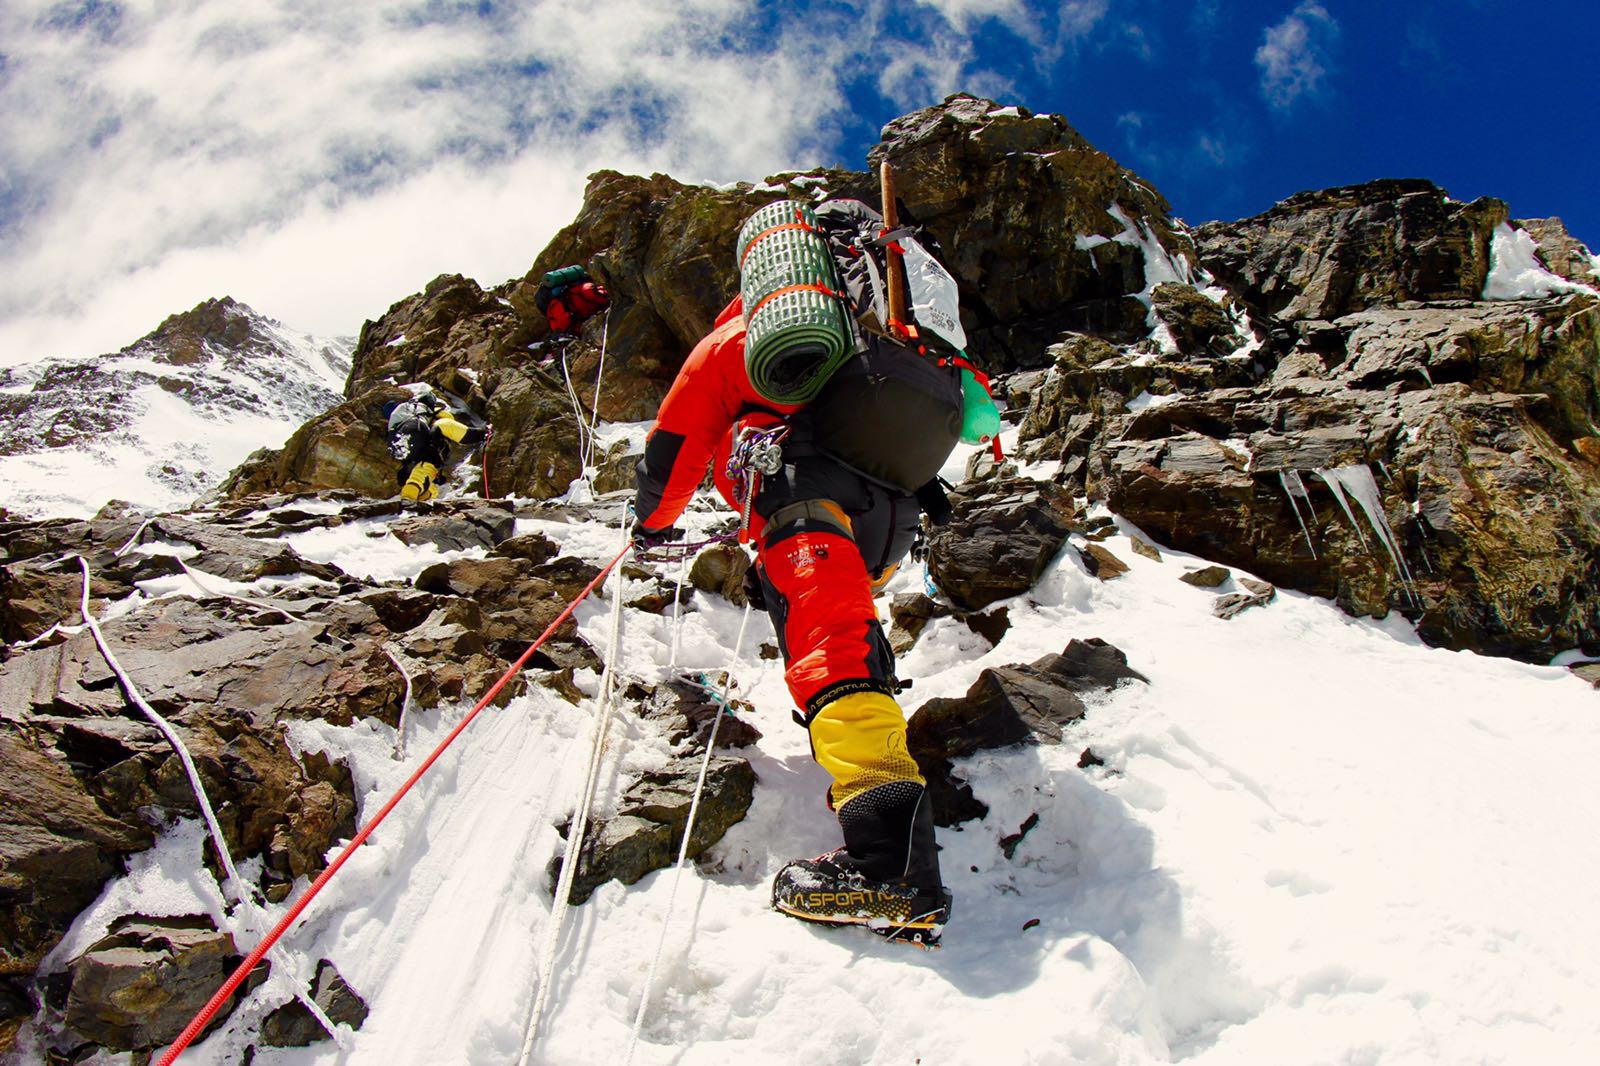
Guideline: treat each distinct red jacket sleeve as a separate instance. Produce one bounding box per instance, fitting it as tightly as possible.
[634,298,793,531]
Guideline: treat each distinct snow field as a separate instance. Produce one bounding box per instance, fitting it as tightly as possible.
[32,475,1600,1066]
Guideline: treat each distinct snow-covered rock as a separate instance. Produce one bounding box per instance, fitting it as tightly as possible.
[0,297,350,519]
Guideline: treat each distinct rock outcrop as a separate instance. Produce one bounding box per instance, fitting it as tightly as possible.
[998,176,1600,662]
[1192,179,1508,322]
[549,755,757,906]
[867,95,1188,364]
[260,960,369,1047]
[927,476,1078,612]
[908,639,1148,825]
[0,495,586,1053]
[53,916,246,1053]
[1051,288,1600,660]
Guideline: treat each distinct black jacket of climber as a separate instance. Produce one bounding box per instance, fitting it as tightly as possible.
[385,395,486,501]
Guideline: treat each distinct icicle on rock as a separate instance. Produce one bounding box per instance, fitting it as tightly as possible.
[1314,467,1372,553]
[1278,470,1319,559]
[1314,465,1420,604]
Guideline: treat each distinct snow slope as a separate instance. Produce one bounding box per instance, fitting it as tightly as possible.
[25,452,1600,1065]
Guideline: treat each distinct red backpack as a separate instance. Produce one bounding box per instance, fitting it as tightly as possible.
[536,266,610,334]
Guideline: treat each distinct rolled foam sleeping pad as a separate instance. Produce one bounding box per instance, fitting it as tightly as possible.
[543,264,587,288]
[737,200,852,406]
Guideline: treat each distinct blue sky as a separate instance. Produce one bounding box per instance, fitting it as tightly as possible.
[850,0,1598,238]
[1,0,1594,364]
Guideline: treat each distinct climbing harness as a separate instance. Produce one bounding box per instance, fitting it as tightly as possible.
[518,521,632,1065]
[624,600,754,1066]
[726,424,788,543]
[75,557,343,1046]
[157,544,632,1065]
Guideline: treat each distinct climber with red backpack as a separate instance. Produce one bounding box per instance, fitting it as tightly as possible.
[535,264,611,337]
[630,169,1001,947]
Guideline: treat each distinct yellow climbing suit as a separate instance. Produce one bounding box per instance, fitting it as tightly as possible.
[400,462,441,502]
[399,413,472,502]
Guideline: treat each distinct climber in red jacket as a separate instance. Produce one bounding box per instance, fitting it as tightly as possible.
[632,295,955,946]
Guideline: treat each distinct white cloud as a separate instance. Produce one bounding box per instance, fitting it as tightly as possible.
[1254,1,1339,110]
[0,0,945,364]
[913,0,1030,34]
[1197,133,1229,166]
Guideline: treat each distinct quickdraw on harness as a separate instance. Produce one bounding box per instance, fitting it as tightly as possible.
[726,423,788,543]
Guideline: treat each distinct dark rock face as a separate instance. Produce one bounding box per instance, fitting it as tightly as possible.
[927,476,1077,612]
[687,543,752,607]
[260,960,369,1047]
[389,504,517,553]
[1151,283,1244,356]
[1194,179,1508,322]
[870,94,1185,365]
[545,673,763,905]
[414,540,602,671]
[1073,296,1600,660]
[642,676,764,750]
[218,384,469,501]
[550,756,757,905]
[60,916,244,1052]
[0,726,155,1033]
[1517,217,1600,288]
[908,640,1147,825]
[994,170,1600,663]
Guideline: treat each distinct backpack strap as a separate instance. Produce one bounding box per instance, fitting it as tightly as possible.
[870,225,916,249]
[747,282,846,321]
[739,220,819,269]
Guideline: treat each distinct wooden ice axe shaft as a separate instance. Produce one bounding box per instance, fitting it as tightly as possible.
[880,161,908,329]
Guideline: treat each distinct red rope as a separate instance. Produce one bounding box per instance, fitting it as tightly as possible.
[156,544,631,1064]
[481,434,493,499]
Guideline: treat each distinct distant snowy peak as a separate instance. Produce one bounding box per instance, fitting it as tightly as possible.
[118,296,352,412]
[0,297,352,520]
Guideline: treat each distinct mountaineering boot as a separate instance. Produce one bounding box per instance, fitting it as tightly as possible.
[772,781,952,947]
[401,461,440,502]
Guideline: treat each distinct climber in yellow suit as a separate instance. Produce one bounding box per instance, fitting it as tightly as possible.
[383,390,488,502]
